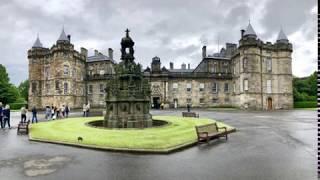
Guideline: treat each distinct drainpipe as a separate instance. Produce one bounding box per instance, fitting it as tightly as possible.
[260,43,263,110]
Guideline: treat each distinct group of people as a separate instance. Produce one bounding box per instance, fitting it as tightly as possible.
[45,104,70,120]
[20,106,39,123]
[0,102,11,129]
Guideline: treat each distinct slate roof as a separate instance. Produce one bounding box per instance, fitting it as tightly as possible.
[57,28,69,41]
[87,53,114,63]
[32,36,43,48]
[243,23,257,37]
[277,29,288,41]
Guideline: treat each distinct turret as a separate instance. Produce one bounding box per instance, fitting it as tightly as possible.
[151,56,161,72]
[276,29,289,44]
[243,22,257,39]
[57,27,69,44]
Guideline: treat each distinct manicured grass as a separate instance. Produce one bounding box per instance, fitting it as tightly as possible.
[29,116,235,153]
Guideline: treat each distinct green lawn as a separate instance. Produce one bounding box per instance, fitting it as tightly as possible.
[29,116,235,153]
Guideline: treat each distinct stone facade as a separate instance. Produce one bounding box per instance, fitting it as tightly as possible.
[28,24,293,110]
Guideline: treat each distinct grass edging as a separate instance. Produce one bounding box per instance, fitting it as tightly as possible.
[29,116,236,154]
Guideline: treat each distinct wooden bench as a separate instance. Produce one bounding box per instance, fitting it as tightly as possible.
[17,120,30,135]
[182,112,199,118]
[195,123,228,143]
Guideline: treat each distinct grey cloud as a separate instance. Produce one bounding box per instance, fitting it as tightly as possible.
[0,0,316,85]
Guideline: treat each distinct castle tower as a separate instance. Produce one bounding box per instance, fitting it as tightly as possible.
[28,35,49,109]
[46,28,86,108]
[235,23,293,110]
[151,56,161,72]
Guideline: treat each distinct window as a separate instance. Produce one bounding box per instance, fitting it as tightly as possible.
[88,85,93,94]
[100,84,104,93]
[233,83,236,93]
[32,82,37,93]
[223,63,229,73]
[212,82,218,93]
[64,82,68,95]
[224,83,229,92]
[64,65,69,75]
[46,83,50,94]
[99,70,105,75]
[199,83,204,91]
[266,57,272,72]
[212,98,218,103]
[267,80,272,94]
[44,67,50,79]
[186,98,192,103]
[243,79,248,91]
[55,81,60,90]
[173,83,178,90]
[213,63,218,73]
[243,57,248,72]
[200,98,205,103]
[186,83,192,92]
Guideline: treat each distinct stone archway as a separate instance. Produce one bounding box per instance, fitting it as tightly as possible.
[267,97,272,110]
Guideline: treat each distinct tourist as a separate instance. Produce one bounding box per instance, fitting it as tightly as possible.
[51,106,55,119]
[83,104,86,117]
[65,105,70,118]
[31,106,38,123]
[62,105,65,117]
[187,104,191,112]
[0,102,3,129]
[86,103,90,117]
[45,106,51,120]
[56,106,60,119]
[20,106,27,123]
[3,105,10,129]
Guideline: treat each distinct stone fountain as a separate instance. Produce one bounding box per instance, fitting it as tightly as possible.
[104,29,152,128]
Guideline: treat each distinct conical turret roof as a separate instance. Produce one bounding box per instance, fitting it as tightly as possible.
[57,27,69,41]
[32,35,43,48]
[277,29,288,41]
[243,23,257,37]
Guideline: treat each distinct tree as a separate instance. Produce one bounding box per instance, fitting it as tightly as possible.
[18,79,29,101]
[293,71,316,102]
[0,64,19,104]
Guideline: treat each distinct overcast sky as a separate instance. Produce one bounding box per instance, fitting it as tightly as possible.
[0,0,317,85]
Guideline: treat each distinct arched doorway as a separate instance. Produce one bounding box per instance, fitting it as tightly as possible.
[267,97,272,110]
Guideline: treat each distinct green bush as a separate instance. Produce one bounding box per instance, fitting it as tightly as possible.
[294,101,317,108]
[9,102,27,110]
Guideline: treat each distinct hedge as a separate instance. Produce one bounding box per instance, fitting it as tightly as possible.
[294,101,317,108]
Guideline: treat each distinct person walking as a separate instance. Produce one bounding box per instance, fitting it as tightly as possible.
[31,106,38,123]
[51,106,55,119]
[56,106,60,119]
[61,105,65,118]
[86,103,90,117]
[0,102,3,129]
[3,105,10,129]
[45,106,51,120]
[20,106,27,123]
[65,105,70,118]
[83,104,86,117]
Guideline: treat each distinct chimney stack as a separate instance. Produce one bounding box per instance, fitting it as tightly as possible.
[170,62,174,70]
[202,46,207,59]
[67,35,71,42]
[181,63,186,70]
[241,29,245,38]
[80,47,88,57]
[94,49,99,56]
[108,48,113,60]
[188,63,190,69]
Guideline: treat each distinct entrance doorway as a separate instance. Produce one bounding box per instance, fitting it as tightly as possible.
[152,97,160,109]
[267,97,272,110]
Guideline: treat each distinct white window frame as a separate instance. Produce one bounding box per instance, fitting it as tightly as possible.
[244,79,248,91]
[224,83,229,92]
[186,83,192,92]
[212,82,218,93]
[199,83,205,91]
[266,58,272,72]
[173,83,178,90]
[267,80,272,94]
[64,65,69,75]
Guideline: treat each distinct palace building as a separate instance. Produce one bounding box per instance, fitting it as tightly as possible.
[28,23,293,110]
